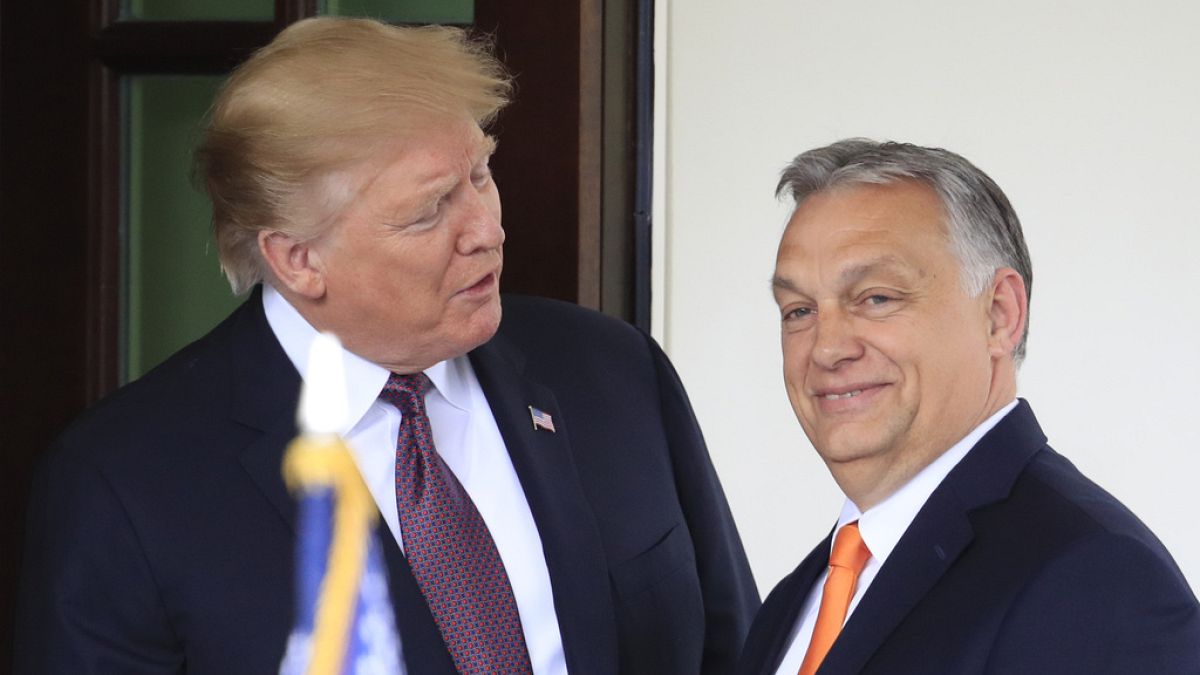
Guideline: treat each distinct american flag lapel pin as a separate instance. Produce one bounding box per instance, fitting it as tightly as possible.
[528,406,556,433]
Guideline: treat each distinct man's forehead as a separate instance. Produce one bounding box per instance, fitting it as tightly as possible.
[381,129,495,189]
[780,183,948,254]
[772,253,922,295]
[774,201,949,296]
[777,214,936,262]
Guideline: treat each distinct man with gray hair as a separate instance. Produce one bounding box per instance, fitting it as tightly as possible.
[738,139,1200,674]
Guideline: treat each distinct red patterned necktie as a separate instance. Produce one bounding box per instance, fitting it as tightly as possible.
[381,372,533,674]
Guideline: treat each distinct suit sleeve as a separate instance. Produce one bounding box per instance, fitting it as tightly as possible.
[986,531,1200,674]
[646,334,762,674]
[15,443,184,674]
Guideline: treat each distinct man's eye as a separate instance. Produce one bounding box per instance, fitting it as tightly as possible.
[865,295,891,305]
[426,194,454,219]
[472,164,493,187]
[415,205,439,223]
[785,307,814,320]
[403,200,443,229]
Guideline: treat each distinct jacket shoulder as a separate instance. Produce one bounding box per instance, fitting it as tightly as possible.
[49,296,259,468]
[1020,448,1175,555]
[495,294,656,374]
[498,294,646,342]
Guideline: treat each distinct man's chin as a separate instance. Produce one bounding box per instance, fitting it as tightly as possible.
[813,428,891,467]
[462,298,503,349]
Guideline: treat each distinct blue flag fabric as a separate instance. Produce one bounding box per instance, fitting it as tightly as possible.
[279,465,401,674]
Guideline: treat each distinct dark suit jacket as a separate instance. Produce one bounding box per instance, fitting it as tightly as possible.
[16,290,760,674]
[739,401,1200,674]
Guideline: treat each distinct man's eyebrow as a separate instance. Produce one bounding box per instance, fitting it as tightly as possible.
[412,174,457,208]
[771,256,917,295]
[771,275,804,295]
[477,135,498,161]
[394,136,499,220]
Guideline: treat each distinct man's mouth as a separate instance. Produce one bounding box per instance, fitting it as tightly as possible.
[812,383,890,409]
[459,271,497,296]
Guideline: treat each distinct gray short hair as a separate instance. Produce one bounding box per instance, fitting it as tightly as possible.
[777,138,1032,362]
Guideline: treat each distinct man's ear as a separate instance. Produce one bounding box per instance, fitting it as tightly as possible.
[257,230,327,300]
[987,267,1028,359]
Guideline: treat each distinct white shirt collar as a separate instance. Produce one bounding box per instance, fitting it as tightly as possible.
[835,399,1019,563]
[261,283,470,429]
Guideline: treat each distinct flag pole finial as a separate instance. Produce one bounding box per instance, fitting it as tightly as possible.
[298,332,349,436]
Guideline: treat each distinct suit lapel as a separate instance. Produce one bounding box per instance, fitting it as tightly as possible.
[227,289,460,671]
[225,288,304,533]
[755,532,834,674]
[820,401,1048,674]
[470,335,619,674]
[820,496,975,674]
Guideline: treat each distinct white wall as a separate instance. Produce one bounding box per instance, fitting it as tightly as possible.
[655,0,1200,595]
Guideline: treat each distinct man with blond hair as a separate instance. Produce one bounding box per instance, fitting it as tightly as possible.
[16,18,757,674]
[737,139,1199,674]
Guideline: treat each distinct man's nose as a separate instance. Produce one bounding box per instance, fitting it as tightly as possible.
[457,192,504,254]
[810,308,863,369]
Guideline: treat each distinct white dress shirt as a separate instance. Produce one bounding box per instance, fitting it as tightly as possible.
[263,284,567,674]
[773,399,1018,674]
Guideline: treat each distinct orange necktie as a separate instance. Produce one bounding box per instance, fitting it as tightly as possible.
[798,522,872,675]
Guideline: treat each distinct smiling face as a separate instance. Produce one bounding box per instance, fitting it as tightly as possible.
[299,117,504,373]
[773,180,1013,508]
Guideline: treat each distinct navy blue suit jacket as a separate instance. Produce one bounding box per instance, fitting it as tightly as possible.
[16,291,759,674]
[739,401,1200,674]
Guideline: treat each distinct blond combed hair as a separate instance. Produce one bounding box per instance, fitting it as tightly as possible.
[195,17,512,295]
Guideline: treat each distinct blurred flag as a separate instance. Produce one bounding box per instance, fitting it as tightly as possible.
[279,333,401,675]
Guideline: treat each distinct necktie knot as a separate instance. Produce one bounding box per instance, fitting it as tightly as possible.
[829,522,871,573]
[380,372,432,414]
